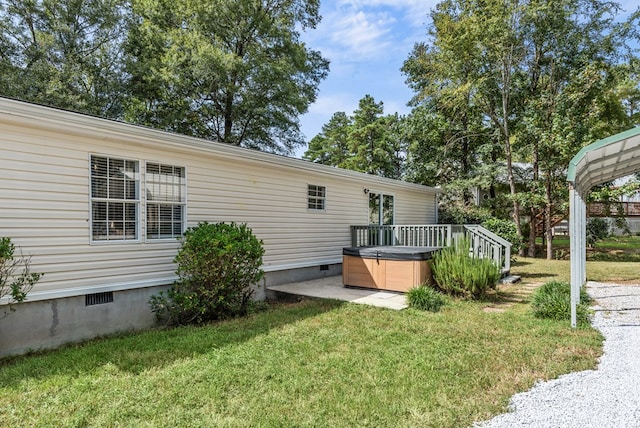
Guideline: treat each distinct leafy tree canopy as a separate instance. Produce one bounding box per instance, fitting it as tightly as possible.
[0,0,128,117]
[303,95,406,179]
[0,0,328,155]
[124,0,328,154]
[402,0,639,258]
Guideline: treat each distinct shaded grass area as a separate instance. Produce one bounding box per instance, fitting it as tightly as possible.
[0,298,601,427]
[551,235,640,251]
[545,235,640,262]
[514,234,640,284]
[512,257,640,285]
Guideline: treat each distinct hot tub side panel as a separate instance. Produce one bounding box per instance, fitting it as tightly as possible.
[342,255,432,292]
[384,259,432,292]
[342,255,382,289]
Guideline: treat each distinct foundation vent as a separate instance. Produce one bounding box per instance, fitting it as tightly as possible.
[85,291,114,306]
[320,265,329,271]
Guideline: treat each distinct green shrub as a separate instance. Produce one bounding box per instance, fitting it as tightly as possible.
[407,285,447,312]
[613,216,631,236]
[150,222,265,326]
[438,205,491,225]
[531,281,591,326]
[586,217,609,247]
[481,217,521,255]
[1,237,42,314]
[431,239,500,299]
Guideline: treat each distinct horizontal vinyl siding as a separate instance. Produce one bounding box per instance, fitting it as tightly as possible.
[0,99,438,300]
[186,160,367,269]
[1,125,179,298]
[395,189,437,224]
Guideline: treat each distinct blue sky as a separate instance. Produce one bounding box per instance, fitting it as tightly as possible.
[297,0,439,156]
[296,0,639,158]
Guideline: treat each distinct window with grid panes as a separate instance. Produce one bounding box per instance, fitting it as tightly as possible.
[146,163,186,239]
[90,156,140,241]
[308,184,326,210]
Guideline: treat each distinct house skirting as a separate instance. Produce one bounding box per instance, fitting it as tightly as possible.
[0,263,342,358]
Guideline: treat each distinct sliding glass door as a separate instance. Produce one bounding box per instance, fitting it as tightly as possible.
[368,192,394,225]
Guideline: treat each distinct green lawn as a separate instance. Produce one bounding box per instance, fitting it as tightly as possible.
[518,235,640,283]
[541,235,640,262]
[550,235,640,251]
[511,258,640,284]
[1,295,601,427]
[6,246,639,427]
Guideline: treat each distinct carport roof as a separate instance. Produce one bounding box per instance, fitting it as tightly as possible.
[567,126,640,194]
[568,125,640,328]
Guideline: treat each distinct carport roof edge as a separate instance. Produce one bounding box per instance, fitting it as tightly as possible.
[567,126,640,193]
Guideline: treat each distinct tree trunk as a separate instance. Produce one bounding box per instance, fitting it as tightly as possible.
[527,207,537,257]
[499,40,524,256]
[545,174,553,260]
[504,129,523,256]
[224,89,235,144]
[527,143,540,257]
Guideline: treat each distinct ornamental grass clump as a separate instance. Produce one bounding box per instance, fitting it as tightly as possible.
[431,239,500,299]
[150,222,265,326]
[531,281,592,326]
[407,284,447,312]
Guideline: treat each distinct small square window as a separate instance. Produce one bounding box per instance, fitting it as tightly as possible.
[308,185,326,211]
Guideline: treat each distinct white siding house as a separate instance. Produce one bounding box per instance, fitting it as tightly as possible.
[0,98,438,356]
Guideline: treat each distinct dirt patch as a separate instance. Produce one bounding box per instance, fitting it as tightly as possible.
[483,306,507,313]
[482,282,542,312]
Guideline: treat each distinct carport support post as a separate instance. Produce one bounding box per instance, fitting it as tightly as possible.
[580,191,586,288]
[569,185,587,329]
[570,186,578,328]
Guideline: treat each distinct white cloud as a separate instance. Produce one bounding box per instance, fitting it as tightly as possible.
[330,10,395,59]
[304,0,438,65]
[308,93,359,116]
[297,0,437,148]
[383,99,411,116]
[309,8,395,62]
[337,0,437,28]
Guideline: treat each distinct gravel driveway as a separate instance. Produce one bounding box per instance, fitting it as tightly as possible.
[475,281,640,428]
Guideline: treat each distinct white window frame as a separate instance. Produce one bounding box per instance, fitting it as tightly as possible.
[368,191,395,225]
[145,162,187,240]
[90,155,141,243]
[307,184,326,211]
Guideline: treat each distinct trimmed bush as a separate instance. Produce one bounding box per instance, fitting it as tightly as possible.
[150,222,265,326]
[431,239,500,299]
[407,285,447,312]
[531,281,591,326]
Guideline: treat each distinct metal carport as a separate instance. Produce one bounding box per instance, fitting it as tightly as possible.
[567,126,640,327]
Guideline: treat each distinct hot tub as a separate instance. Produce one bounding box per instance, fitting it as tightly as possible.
[342,246,439,292]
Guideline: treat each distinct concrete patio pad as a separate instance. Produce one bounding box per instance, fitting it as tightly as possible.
[266,275,408,310]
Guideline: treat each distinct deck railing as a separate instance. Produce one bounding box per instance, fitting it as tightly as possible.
[350,224,511,274]
[350,224,454,248]
[462,225,511,274]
